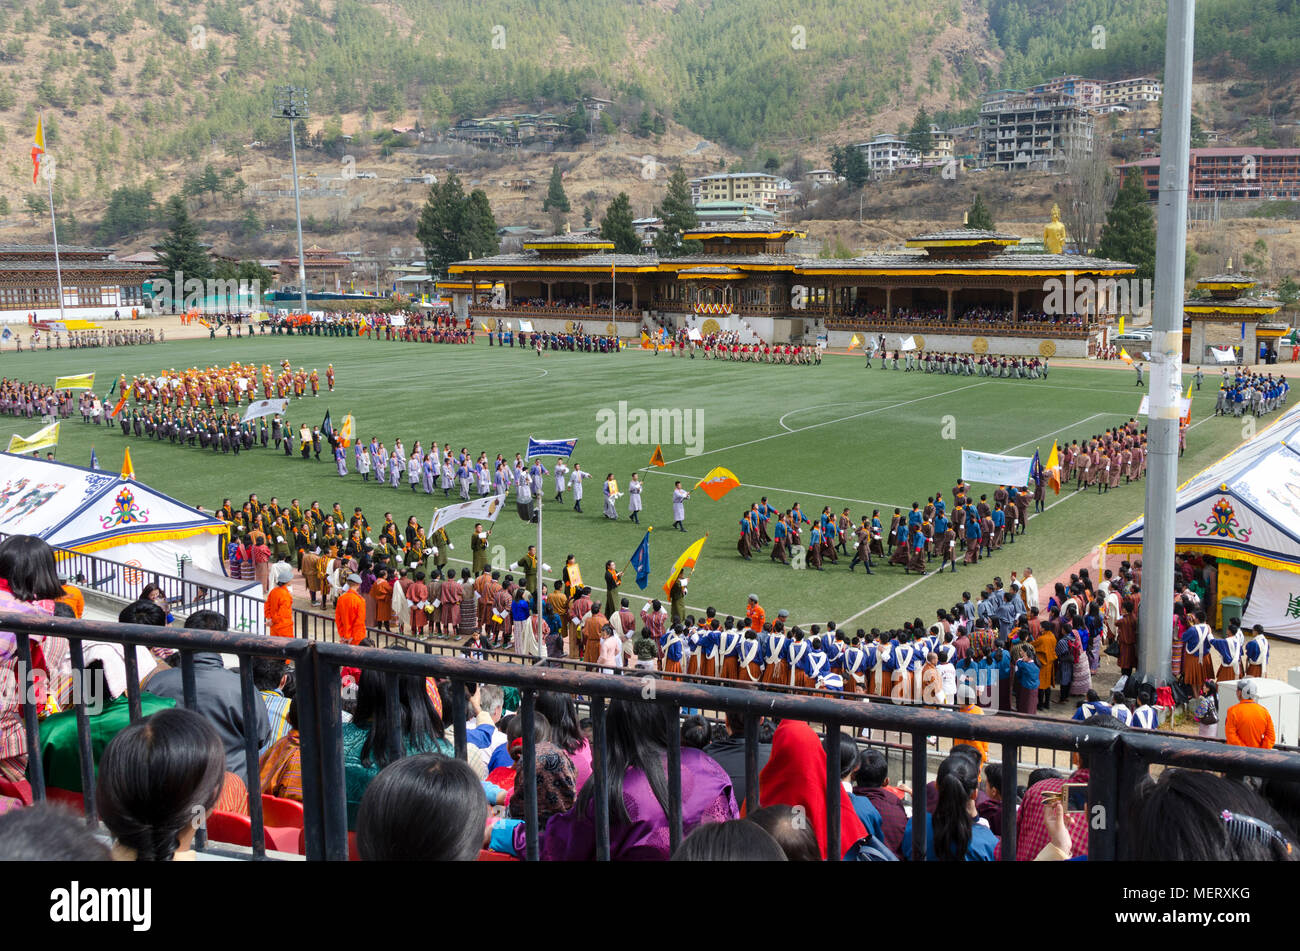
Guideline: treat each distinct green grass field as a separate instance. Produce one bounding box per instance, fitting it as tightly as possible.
[3,335,1259,631]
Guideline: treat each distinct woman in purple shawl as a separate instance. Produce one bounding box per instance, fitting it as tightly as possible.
[542,698,737,860]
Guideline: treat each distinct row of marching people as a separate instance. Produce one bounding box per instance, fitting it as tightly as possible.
[651,613,1007,706]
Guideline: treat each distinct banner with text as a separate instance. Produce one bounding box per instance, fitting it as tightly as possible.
[960,449,1034,487]
[1241,566,1300,642]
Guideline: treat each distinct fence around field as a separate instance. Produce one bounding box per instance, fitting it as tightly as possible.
[7,611,1300,862]
[0,533,265,632]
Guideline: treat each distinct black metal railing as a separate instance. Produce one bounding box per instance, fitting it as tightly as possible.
[6,610,1300,862]
[0,533,265,633]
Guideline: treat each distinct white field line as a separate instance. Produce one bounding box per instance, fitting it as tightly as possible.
[648,381,989,468]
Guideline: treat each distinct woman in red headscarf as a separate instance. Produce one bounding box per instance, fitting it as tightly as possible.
[743,719,867,859]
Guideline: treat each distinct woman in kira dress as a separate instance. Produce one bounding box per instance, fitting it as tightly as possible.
[737,512,753,560]
[542,699,737,861]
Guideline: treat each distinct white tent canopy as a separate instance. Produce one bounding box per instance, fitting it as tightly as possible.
[1106,404,1300,574]
[0,454,226,576]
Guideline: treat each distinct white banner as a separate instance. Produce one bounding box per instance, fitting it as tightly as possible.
[518,320,534,333]
[1241,566,1300,641]
[1138,395,1191,417]
[242,398,289,423]
[961,449,1034,486]
[1211,346,1237,364]
[900,335,917,351]
[687,328,702,341]
[429,492,507,536]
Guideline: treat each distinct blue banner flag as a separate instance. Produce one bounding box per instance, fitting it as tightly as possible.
[526,437,577,459]
[90,448,99,470]
[1030,449,1042,485]
[321,410,334,439]
[629,530,651,590]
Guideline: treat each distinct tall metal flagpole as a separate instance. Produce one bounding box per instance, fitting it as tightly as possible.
[1138,0,1195,684]
[45,156,66,324]
[533,443,544,661]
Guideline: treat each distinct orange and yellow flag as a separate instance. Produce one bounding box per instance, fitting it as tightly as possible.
[120,446,136,481]
[648,444,665,467]
[1045,440,1060,495]
[1118,348,1134,366]
[339,414,356,448]
[694,466,740,501]
[32,115,44,184]
[663,534,707,597]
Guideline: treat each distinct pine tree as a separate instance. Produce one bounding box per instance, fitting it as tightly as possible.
[966,192,994,230]
[417,173,468,276]
[843,146,869,188]
[1096,170,1156,282]
[600,193,640,254]
[653,167,699,257]
[542,164,571,213]
[416,174,500,275]
[156,195,212,282]
[462,189,500,259]
[910,107,933,153]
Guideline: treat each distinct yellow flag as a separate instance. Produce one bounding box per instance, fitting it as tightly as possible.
[1119,348,1133,366]
[849,334,861,349]
[120,446,136,481]
[1118,315,1124,335]
[7,421,59,454]
[694,466,741,501]
[339,414,356,447]
[1045,439,1060,495]
[32,115,45,184]
[663,534,708,597]
[54,373,95,390]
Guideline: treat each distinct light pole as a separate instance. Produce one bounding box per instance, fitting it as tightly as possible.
[273,86,310,316]
[1138,0,1195,686]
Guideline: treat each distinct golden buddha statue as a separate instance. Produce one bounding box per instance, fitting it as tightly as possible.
[1044,204,1067,255]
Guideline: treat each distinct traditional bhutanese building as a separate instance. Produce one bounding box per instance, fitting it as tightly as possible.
[1183,273,1286,366]
[444,223,1137,356]
[0,244,159,323]
[278,245,351,293]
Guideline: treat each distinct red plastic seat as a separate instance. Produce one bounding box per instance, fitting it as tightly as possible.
[261,794,304,829]
[206,809,299,853]
[295,827,361,860]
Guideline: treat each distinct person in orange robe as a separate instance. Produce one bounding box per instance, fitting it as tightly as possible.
[371,569,394,632]
[334,574,367,645]
[266,563,295,638]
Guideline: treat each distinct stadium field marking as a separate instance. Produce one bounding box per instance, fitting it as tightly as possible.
[777,401,896,432]
[651,382,990,467]
[641,468,904,510]
[999,412,1126,455]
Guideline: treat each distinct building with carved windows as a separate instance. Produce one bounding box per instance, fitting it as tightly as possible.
[0,244,158,322]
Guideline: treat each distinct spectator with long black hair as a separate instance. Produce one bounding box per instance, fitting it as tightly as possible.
[534,690,592,789]
[356,753,487,861]
[96,707,227,861]
[902,750,999,861]
[543,698,737,860]
[343,646,451,827]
